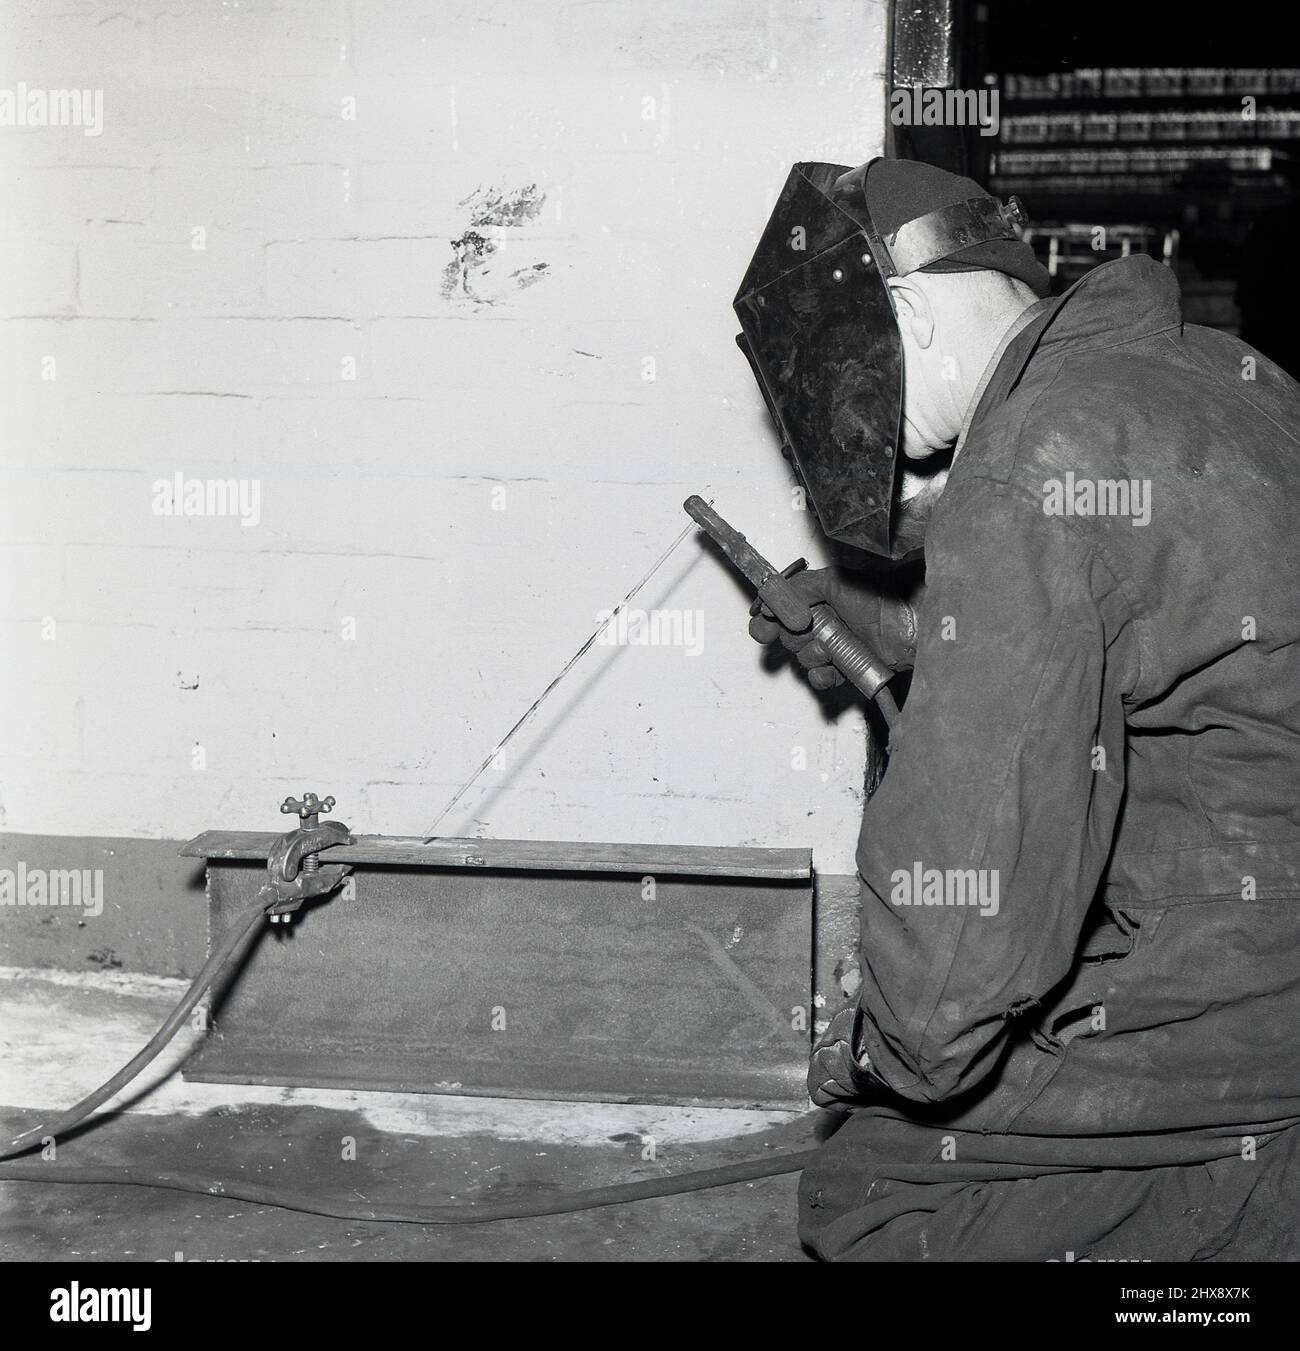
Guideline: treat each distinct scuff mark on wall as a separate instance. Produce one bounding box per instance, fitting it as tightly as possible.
[511,262,549,290]
[442,183,549,306]
[471,183,546,228]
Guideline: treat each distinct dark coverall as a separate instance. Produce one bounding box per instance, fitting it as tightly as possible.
[799,255,1300,1262]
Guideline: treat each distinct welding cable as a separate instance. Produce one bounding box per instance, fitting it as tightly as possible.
[0,1147,821,1224]
[0,895,820,1221]
[0,895,271,1162]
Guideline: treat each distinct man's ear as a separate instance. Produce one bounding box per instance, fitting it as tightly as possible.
[887,276,935,350]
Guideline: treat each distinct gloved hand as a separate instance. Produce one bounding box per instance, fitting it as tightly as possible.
[747,568,922,690]
[808,1004,879,1109]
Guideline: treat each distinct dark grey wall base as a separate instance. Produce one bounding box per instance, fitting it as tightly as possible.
[812,870,866,1013]
[0,833,208,977]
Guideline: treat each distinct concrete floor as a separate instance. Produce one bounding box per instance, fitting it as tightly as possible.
[0,966,820,1261]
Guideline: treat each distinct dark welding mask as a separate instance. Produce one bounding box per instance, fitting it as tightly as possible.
[734,159,1028,559]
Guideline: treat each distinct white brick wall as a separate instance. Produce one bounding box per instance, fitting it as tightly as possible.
[0,0,887,872]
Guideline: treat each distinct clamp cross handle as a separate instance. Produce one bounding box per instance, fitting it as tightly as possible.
[281,793,335,829]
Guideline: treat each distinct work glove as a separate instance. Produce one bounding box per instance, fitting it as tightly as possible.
[808,1003,881,1109]
[747,567,922,690]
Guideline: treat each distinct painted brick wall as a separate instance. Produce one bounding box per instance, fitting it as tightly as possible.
[0,1,887,875]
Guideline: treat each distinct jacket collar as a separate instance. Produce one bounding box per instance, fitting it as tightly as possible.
[972,255,1184,422]
[953,297,1052,457]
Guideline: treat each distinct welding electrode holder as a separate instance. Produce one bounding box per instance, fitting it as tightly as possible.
[804,601,896,701]
[684,495,899,720]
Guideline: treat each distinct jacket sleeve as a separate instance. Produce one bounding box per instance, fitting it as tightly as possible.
[854,472,1132,1103]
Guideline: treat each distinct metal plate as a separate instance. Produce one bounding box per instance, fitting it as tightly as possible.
[185,846,814,1109]
[180,831,811,879]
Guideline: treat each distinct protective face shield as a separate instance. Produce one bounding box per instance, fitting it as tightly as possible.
[734,159,1028,559]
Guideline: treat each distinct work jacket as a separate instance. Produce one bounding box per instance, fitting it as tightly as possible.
[854,255,1300,1139]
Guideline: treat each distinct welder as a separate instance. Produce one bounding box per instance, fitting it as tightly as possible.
[738,158,1300,1261]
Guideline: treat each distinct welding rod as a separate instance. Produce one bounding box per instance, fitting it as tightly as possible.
[421,510,707,841]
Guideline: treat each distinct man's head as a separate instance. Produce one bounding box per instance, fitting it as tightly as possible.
[888,267,1040,460]
[734,157,1049,557]
[859,158,1047,462]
